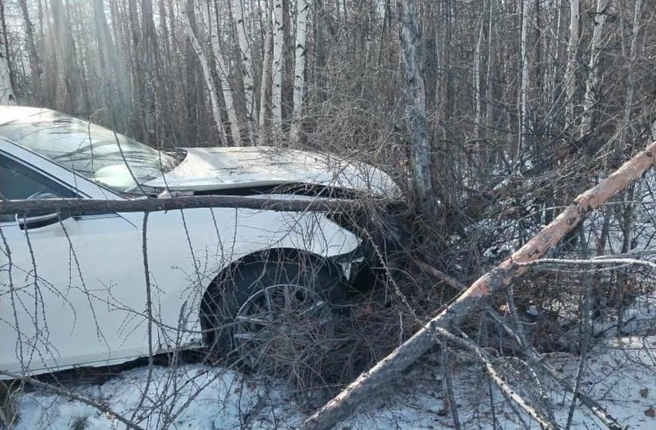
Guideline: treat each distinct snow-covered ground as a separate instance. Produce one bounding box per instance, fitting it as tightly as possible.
[13,335,656,429]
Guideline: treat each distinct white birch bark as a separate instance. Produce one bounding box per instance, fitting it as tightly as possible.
[290,0,309,142]
[518,0,530,160]
[271,0,285,130]
[205,0,241,145]
[259,0,273,144]
[0,32,14,105]
[551,0,565,107]
[18,0,41,103]
[180,7,227,146]
[620,0,642,140]
[564,0,580,128]
[580,0,609,136]
[485,0,494,133]
[473,4,485,141]
[233,0,257,144]
[618,0,642,181]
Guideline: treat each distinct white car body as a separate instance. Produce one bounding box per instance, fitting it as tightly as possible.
[0,107,397,378]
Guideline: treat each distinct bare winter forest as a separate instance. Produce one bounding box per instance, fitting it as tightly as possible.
[3,0,656,428]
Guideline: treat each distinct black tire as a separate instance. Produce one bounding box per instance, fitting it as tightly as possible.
[201,257,346,363]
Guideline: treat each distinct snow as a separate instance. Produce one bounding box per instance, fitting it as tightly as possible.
[13,337,656,429]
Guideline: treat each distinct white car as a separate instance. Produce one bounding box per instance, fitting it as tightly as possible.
[0,106,402,378]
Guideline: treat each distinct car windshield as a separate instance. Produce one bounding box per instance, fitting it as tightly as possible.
[0,110,178,194]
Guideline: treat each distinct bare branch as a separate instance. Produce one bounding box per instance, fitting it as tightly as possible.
[0,370,146,430]
[300,139,656,430]
[0,195,362,216]
[517,257,656,271]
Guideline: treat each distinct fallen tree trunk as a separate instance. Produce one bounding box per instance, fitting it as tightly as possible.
[0,195,362,216]
[300,140,656,430]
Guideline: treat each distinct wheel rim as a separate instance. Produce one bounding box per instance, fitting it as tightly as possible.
[233,284,335,371]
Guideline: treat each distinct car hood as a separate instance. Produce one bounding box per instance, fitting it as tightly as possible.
[143,147,400,197]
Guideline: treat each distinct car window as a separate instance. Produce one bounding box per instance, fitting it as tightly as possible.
[0,155,76,223]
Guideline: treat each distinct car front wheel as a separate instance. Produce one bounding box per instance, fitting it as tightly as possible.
[201,258,346,372]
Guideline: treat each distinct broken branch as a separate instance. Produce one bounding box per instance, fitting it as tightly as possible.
[300,140,656,430]
[0,195,361,216]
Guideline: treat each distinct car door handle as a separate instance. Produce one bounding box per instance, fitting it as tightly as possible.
[16,212,69,230]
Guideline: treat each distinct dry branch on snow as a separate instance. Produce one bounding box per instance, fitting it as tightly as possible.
[300,140,656,429]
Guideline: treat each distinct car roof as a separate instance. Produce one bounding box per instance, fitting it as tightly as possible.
[0,106,52,127]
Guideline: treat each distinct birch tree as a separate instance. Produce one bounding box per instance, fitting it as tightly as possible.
[51,0,87,113]
[259,0,273,144]
[472,2,485,142]
[518,0,530,160]
[564,0,580,128]
[18,0,42,103]
[290,0,309,141]
[93,0,130,129]
[205,0,241,145]
[485,0,495,138]
[620,0,643,148]
[0,0,13,106]
[233,0,257,145]
[0,30,14,105]
[127,0,147,140]
[580,0,610,136]
[180,5,227,146]
[271,0,285,131]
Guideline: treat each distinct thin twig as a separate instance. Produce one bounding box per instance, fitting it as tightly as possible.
[417,259,625,429]
[430,327,557,430]
[0,370,146,430]
[566,230,593,430]
[441,342,461,430]
[130,212,154,425]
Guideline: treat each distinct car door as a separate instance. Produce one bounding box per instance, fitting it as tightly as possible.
[0,153,148,376]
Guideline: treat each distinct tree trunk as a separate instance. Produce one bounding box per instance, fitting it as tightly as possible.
[518,0,530,160]
[313,0,326,104]
[206,0,241,146]
[180,4,228,146]
[472,2,485,142]
[0,24,14,105]
[299,138,656,430]
[127,0,147,140]
[271,0,285,132]
[0,0,14,105]
[233,0,257,145]
[142,0,165,143]
[397,0,433,214]
[51,0,87,114]
[619,0,642,149]
[290,0,309,141]
[485,0,494,140]
[580,0,609,137]
[18,0,42,104]
[259,0,274,144]
[93,0,130,130]
[564,0,580,128]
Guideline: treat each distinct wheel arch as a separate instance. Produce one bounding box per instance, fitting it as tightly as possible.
[199,247,344,343]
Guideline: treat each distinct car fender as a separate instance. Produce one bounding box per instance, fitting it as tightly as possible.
[129,203,360,350]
